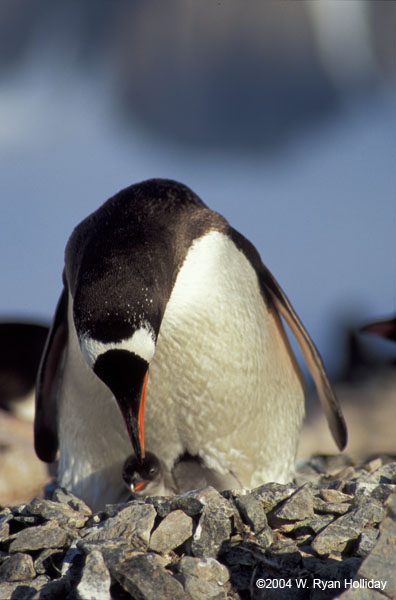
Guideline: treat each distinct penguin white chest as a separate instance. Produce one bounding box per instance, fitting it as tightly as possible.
[145,230,305,486]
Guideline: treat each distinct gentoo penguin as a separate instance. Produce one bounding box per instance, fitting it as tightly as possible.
[361,316,396,342]
[122,451,176,497]
[0,322,49,420]
[34,178,347,510]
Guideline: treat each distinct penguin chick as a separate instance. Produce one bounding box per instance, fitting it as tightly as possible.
[122,451,176,497]
[172,454,241,493]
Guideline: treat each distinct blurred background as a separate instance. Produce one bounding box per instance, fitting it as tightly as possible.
[0,1,395,502]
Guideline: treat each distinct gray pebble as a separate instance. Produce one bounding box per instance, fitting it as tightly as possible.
[191,508,232,558]
[9,520,71,553]
[313,496,352,515]
[51,487,92,516]
[235,493,268,532]
[76,550,111,600]
[177,556,230,585]
[26,497,88,528]
[34,548,64,576]
[0,552,35,581]
[252,482,297,511]
[0,455,395,600]
[352,493,396,599]
[312,500,384,556]
[149,509,193,553]
[0,522,10,543]
[271,484,314,522]
[83,503,156,551]
[113,552,188,600]
[183,575,227,600]
[0,575,50,600]
[356,527,380,557]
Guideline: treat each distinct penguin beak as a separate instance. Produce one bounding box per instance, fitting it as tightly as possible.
[130,480,146,493]
[121,369,148,462]
[92,349,149,463]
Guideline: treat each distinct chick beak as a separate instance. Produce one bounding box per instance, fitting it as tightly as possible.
[130,480,147,493]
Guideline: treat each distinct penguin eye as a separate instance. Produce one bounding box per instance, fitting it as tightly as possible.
[149,467,156,475]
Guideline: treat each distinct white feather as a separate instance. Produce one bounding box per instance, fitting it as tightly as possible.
[57,230,304,509]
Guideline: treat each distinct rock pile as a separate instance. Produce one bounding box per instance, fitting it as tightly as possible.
[0,455,395,599]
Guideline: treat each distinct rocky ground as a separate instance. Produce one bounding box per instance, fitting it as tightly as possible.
[0,454,395,600]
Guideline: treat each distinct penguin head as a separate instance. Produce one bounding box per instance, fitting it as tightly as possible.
[67,228,164,464]
[122,451,162,494]
[64,179,209,464]
[75,298,157,463]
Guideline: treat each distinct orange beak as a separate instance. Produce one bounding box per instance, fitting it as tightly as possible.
[131,480,146,493]
[138,370,149,459]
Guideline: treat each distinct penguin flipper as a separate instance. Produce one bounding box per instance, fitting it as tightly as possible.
[34,288,68,462]
[228,227,347,450]
[260,264,347,451]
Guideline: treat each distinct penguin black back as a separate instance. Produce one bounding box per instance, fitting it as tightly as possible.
[65,179,226,343]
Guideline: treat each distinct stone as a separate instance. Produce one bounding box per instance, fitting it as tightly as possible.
[364,458,383,473]
[343,481,396,502]
[177,556,230,585]
[234,493,267,532]
[0,521,9,543]
[155,486,235,520]
[33,576,73,599]
[113,552,188,600]
[0,508,12,520]
[0,552,35,581]
[349,494,396,599]
[26,497,88,528]
[103,502,133,518]
[83,503,156,551]
[76,550,112,600]
[0,575,50,600]
[370,484,396,504]
[269,539,302,568]
[149,510,193,553]
[148,494,205,519]
[12,515,39,526]
[271,484,314,522]
[293,514,335,536]
[183,575,227,600]
[77,539,133,567]
[313,496,352,515]
[191,508,232,558]
[34,548,65,576]
[0,455,394,600]
[355,528,380,558]
[312,500,385,556]
[255,525,273,548]
[8,520,71,553]
[376,463,396,483]
[51,487,92,516]
[252,482,296,511]
[61,540,83,578]
[320,489,354,503]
